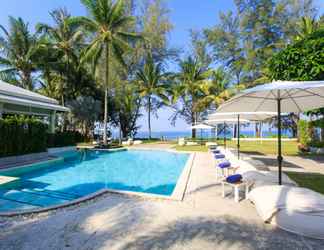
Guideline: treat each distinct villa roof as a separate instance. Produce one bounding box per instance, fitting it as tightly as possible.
[0,80,69,113]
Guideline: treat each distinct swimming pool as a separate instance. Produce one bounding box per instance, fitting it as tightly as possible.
[0,149,190,212]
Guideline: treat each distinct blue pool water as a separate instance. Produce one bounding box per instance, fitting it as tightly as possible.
[0,150,189,212]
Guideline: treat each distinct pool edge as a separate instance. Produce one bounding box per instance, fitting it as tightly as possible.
[0,150,195,217]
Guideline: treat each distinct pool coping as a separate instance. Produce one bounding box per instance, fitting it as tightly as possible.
[0,149,195,217]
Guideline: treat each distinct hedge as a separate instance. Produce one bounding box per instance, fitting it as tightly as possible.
[0,116,86,157]
[0,116,48,157]
[47,131,85,148]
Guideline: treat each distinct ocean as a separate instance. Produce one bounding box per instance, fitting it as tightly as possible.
[111,129,293,140]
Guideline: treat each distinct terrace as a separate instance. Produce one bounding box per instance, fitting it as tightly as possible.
[1,144,323,249]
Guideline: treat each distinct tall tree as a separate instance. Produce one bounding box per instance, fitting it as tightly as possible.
[138,0,174,61]
[205,0,318,85]
[204,12,245,84]
[36,8,83,105]
[136,53,168,138]
[189,30,212,69]
[0,17,38,90]
[71,0,140,145]
[170,56,209,138]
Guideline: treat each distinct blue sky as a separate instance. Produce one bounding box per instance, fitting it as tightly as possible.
[0,0,323,132]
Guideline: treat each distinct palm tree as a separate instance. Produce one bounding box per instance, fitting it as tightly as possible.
[0,17,38,90]
[195,69,230,111]
[296,16,320,40]
[36,8,83,106]
[136,54,168,139]
[71,0,140,145]
[170,56,209,138]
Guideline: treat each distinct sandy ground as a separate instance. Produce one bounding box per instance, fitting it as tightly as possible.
[1,149,324,250]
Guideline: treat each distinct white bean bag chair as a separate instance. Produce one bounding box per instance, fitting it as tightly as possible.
[248,185,324,239]
[133,140,143,145]
[186,141,198,146]
[237,169,296,188]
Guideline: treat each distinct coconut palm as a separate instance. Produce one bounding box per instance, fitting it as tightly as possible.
[71,0,141,145]
[195,69,230,111]
[170,56,210,138]
[36,8,83,105]
[0,17,38,90]
[295,16,320,40]
[136,54,168,139]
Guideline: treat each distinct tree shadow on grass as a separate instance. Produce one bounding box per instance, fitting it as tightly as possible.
[247,156,303,170]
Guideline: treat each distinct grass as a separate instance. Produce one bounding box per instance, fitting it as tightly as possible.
[173,140,299,155]
[285,172,324,195]
[217,140,299,156]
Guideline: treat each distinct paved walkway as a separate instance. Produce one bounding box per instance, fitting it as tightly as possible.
[1,152,323,250]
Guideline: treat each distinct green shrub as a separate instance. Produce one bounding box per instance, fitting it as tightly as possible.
[308,140,324,148]
[47,131,85,148]
[298,120,311,147]
[0,116,48,157]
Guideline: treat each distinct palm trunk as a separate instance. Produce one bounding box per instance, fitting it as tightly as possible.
[103,43,110,146]
[192,114,196,139]
[148,96,152,139]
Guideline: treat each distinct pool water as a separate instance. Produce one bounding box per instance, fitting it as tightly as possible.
[0,150,189,212]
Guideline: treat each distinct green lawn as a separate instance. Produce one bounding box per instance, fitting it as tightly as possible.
[217,140,299,156]
[286,172,324,195]
[173,140,299,155]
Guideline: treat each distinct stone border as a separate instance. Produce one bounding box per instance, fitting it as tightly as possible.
[0,149,194,217]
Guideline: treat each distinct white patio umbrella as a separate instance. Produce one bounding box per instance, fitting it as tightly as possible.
[206,112,277,159]
[206,118,250,150]
[190,123,215,144]
[217,80,324,184]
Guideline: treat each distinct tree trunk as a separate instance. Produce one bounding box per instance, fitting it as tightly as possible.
[103,43,110,145]
[119,122,122,144]
[255,123,260,137]
[191,114,196,139]
[148,96,152,139]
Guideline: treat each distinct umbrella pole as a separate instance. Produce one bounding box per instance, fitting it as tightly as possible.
[224,122,226,149]
[237,115,240,159]
[277,97,282,185]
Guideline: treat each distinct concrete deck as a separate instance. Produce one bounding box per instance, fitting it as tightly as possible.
[1,151,323,250]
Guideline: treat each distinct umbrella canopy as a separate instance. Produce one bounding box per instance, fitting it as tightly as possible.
[207,111,277,121]
[218,80,324,113]
[206,112,275,159]
[190,123,215,129]
[217,80,324,185]
[206,118,250,124]
[205,118,250,152]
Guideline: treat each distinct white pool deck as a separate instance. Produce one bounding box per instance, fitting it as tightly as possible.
[1,146,323,249]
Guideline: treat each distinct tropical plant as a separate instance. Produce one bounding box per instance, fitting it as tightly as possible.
[204,0,317,84]
[170,56,210,138]
[268,29,324,81]
[68,96,102,138]
[71,0,141,145]
[136,53,168,138]
[111,83,142,139]
[195,68,243,111]
[295,16,320,40]
[36,8,83,105]
[0,17,39,90]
